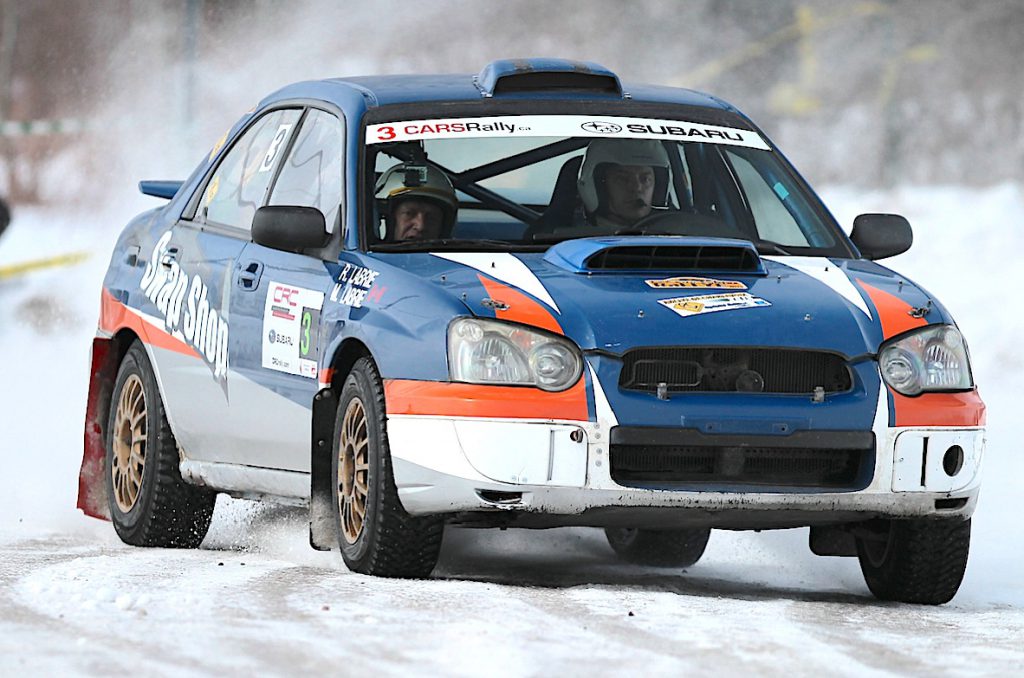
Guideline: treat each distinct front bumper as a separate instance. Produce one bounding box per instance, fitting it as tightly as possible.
[387,414,984,529]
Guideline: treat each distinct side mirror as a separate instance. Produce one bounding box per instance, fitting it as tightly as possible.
[252,206,329,253]
[850,213,913,260]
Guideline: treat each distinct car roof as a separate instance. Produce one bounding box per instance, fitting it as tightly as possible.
[261,58,738,114]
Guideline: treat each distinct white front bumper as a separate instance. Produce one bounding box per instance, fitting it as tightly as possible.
[386,414,984,525]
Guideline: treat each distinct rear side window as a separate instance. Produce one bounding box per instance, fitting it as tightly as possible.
[269,109,344,232]
[201,109,302,230]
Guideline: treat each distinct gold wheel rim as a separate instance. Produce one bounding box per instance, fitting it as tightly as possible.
[112,374,147,513]
[338,397,369,545]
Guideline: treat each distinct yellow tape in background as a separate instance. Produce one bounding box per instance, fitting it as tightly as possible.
[0,252,90,280]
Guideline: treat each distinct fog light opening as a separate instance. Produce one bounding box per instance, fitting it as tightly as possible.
[942,445,964,477]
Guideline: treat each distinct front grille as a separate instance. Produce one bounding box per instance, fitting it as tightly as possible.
[610,444,869,489]
[608,428,875,490]
[619,347,851,394]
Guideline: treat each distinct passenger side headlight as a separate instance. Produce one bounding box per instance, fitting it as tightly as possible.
[879,325,973,396]
[448,318,583,392]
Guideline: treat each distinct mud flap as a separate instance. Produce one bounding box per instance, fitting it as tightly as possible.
[809,524,858,557]
[78,337,113,520]
[309,387,338,551]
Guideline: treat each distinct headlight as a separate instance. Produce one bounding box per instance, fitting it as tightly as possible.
[448,318,583,392]
[879,325,973,396]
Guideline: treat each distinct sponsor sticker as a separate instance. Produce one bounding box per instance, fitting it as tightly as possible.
[658,291,771,318]
[262,282,325,378]
[329,262,380,308]
[645,276,747,290]
[139,231,230,390]
[365,115,768,150]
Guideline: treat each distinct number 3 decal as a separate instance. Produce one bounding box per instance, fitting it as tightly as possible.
[377,125,396,141]
[300,310,312,356]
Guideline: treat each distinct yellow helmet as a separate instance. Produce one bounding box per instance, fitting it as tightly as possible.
[375,163,458,235]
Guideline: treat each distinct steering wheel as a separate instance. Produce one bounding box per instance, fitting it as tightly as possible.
[614,210,733,237]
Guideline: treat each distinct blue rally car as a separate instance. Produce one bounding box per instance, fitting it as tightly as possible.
[78,59,985,604]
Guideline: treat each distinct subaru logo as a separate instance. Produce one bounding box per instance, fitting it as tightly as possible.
[580,121,622,134]
[268,329,276,343]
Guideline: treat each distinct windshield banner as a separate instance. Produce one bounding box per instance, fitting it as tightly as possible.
[366,115,769,150]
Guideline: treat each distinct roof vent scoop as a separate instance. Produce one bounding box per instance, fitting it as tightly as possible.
[474,58,622,98]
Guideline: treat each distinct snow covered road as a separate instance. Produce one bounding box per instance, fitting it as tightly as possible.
[2,523,1022,676]
[2,187,1023,675]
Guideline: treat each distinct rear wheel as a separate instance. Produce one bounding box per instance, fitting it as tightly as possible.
[856,518,971,604]
[332,357,443,577]
[605,527,711,567]
[105,341,215,547]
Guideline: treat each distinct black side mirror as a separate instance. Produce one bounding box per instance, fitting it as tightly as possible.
[850,213,913,260]
[252,206,329,253]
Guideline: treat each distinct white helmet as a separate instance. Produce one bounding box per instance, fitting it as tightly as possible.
[577,139,671,214]
[375,163,458,235]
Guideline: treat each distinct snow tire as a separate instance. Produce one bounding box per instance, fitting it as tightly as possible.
[332,357,443,578]
[605,527,710,567]
[105,341,215,547]
[856,517,971,605]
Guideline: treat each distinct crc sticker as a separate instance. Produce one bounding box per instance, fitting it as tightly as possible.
[658,292,770,318]
[645,276,747,290]
[365,115,768,150]
[262,282,325,378]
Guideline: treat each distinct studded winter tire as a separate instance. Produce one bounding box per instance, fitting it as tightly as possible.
[856,517,971,605]
[105,341,215,547]
[332,357,444,577]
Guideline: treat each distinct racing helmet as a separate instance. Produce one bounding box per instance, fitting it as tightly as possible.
[374,163,458,237]
[577,139,671,214]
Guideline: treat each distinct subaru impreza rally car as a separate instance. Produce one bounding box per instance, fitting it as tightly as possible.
[78,59,984,604]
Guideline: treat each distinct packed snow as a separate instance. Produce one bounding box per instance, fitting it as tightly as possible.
[1,185,1022,675]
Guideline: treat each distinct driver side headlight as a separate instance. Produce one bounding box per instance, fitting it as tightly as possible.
[879,325,973,396]
[448,318,583,392]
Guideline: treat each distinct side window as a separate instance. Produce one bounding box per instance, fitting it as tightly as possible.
[724,149,809,246]
[268,109,344,232]
[200,109,302,230]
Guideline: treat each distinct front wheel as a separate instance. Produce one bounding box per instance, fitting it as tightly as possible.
[105,341,215,547]
[605,527,711,567]
[332,357,443,577]
[856,518,971,604]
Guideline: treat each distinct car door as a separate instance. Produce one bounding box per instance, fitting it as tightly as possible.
[225,108,345,472]
[155,107,303,465]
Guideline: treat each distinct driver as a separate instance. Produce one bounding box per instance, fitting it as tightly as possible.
[576,139,672,231]
[375,163,458,241]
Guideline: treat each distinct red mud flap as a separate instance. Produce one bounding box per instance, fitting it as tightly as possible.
[78,337,112,520]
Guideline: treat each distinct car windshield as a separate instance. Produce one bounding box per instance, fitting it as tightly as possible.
[365,114,848,256]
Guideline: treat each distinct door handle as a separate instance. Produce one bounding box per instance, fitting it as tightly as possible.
[160,246,180,268]
[236,260,264,290]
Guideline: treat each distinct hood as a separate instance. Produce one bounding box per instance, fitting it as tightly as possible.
[417,237,944,358]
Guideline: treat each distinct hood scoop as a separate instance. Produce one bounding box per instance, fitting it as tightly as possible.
[543,236,765,274]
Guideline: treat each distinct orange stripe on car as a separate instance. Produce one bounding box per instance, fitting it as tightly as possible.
[855,280,927,339]
[853,281,981,426]
[99,288,198,358]
[477,274,562,335]
[384,379,588,421]
[891,390,986,427]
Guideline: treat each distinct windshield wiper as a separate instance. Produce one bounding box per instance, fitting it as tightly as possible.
[753,240,793,255]
[372,238,542,252]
